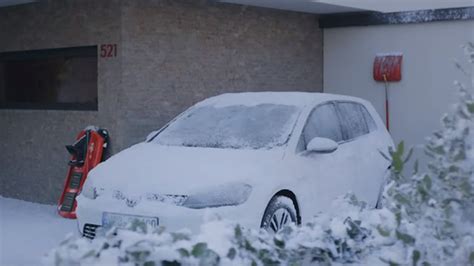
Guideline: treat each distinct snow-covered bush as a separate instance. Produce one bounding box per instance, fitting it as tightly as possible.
[45,44,474,265]
[45,194,398,266]
[377,43,474,265]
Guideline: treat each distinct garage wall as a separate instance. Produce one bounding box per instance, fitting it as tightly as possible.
[0,0,122,204]
[118,0,323,148]
[324,20,474,168]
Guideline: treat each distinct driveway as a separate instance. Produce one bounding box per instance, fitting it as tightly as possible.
[0,196,78,266]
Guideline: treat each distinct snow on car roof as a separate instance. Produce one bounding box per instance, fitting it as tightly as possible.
[195,91,364,108]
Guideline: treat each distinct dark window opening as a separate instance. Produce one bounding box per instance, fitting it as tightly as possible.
[0,46,98,110]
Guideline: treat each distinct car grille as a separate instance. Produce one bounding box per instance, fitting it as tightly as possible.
[83,223,100,239]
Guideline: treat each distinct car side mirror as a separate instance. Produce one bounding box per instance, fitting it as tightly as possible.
[306,137,338,153]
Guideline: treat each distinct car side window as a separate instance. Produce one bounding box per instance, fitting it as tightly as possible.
[359,105,377,131]
[302,103,344,149]
[336,102,369,140]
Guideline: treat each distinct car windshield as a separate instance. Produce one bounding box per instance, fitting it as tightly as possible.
[153,104,300,149]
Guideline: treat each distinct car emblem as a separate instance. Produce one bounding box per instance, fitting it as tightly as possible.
[125,197,139,208]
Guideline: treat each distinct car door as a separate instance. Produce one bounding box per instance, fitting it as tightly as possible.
[334,101,384,206]
[295,102,355,215]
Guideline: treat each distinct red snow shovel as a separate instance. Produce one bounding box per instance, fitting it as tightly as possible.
[373,53,402,131]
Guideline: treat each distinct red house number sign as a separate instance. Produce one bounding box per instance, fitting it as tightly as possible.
[100,44,117,58]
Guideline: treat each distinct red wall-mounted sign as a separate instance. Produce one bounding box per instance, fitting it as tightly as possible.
[373,54,402,82]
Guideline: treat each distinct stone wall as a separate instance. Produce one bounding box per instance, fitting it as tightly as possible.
[0,0,322,204]
[119,0,323,148]
[0,0,122,203]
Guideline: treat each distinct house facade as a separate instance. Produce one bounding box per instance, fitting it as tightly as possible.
[1,0,473,204]
[0,0,324,203]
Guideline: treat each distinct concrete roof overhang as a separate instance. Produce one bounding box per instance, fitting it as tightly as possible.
[0,0,35,8]
[220,0,474,14]
[1,0,473,13]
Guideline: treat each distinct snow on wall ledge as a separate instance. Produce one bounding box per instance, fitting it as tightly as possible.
[319,7,474,28]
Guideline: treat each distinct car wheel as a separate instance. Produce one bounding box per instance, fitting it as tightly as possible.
[261,196,297,233]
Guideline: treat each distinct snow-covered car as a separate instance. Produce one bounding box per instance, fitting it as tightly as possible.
[76,92,394,238]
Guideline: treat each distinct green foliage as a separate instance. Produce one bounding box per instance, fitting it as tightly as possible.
[171,232,190,242]
[395,230,415,245]
[128,219,148,233]
[412,249,420,266]
[376,225,391,237]
[177,248,189,258]
[226,247,236,260]
[191,243,208,257]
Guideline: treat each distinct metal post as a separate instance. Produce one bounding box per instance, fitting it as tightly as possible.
[383,74,390,131]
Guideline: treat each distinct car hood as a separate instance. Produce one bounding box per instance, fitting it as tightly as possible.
[88,142,287,195]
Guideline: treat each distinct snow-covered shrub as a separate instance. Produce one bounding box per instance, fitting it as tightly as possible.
[377,43,474,265]
[45,194,397,266]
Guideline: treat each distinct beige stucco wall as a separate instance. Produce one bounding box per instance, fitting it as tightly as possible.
[0,0,323,203]
[323,20,474,170]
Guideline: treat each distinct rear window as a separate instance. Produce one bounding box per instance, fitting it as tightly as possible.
[360,105,377,131]
[336,102,369,140]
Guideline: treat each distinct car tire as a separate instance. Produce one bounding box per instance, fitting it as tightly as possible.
[261,195,298,233]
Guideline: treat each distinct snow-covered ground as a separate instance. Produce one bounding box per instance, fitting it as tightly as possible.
[0,196,78,266]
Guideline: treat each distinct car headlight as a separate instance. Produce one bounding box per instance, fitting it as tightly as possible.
[182,183,252,209]
[81,180,97,200]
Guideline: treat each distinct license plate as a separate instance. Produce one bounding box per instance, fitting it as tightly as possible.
[102,212,159,231]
